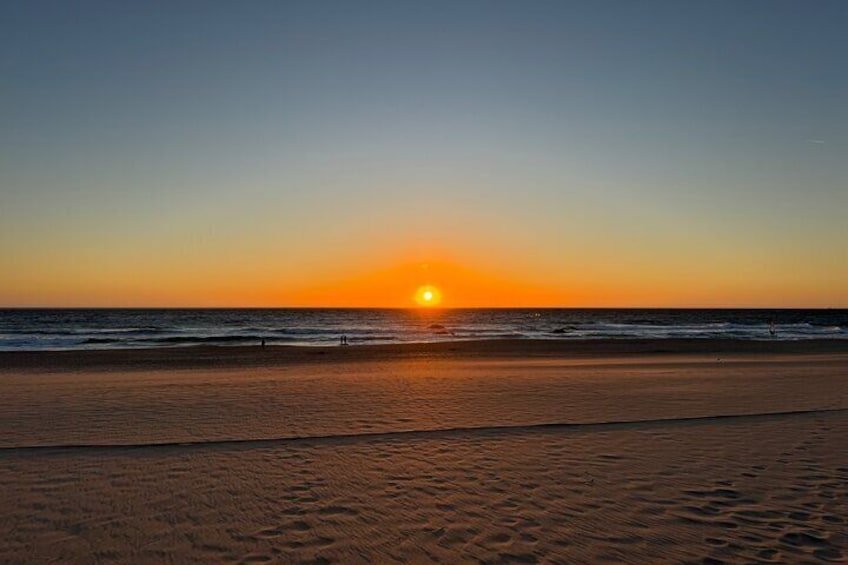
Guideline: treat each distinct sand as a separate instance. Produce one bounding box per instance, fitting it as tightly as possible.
[1,339,847,563]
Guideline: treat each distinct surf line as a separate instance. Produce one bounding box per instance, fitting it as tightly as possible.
[3,407,846,454]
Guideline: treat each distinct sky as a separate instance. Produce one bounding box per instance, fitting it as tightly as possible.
[1,0,846,307]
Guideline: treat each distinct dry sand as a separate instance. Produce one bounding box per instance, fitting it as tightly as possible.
[1,339,847,563]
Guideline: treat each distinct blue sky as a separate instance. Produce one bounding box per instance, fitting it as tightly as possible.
[1,1,845,306]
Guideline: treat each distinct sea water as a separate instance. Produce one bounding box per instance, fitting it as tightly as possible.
[0,309,846,351]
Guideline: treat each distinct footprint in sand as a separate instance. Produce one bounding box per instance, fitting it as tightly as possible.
[780,530,828,548]
[497,553,537,564]
[814,547,844,562]
[283,520,311,532]
[241,555,272,563]
[317,505,358,517]
[757,548,779,561]
[485,532,511,545]
[684,488,740,500]
[704,537,726,547]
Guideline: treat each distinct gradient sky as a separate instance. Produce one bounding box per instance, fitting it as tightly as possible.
[1,0,845,307]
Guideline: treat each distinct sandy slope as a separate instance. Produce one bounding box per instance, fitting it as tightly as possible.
[1,341,847,563]
[1,352,847,448]
[2,413,847,563]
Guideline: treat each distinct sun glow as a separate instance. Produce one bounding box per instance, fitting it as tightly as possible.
[414,285,442,307]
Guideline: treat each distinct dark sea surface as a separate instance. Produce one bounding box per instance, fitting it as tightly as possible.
[1,309,846,351]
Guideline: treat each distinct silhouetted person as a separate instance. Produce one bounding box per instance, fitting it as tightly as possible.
[340,335,348,346]
[769,321,776,337]
[261,338,266,347]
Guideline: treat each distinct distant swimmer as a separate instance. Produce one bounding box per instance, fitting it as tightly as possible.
[769,321,776,337]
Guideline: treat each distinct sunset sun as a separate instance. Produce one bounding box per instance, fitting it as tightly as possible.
[414,285,442,307]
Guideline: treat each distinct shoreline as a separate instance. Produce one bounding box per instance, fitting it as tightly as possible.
[2,337,848,372]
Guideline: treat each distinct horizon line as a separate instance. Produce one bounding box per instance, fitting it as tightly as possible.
[1,305,845,311]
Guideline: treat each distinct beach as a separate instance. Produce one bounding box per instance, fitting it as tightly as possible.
[5,0,846,562]
[2,339,847,563]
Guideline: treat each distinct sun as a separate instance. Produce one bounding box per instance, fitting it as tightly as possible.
[414,285,442,307]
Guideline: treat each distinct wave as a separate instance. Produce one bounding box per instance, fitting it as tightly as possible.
[82,337,124,344]
[82,335,302,346]
[151,335,295,344]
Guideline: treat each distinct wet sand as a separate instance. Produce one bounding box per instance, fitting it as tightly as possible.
[3,338,848,373]
[1,340,847,563]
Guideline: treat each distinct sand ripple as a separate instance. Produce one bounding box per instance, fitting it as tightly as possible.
[1,411,846,563]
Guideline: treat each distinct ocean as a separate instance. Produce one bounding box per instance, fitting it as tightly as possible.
[0,308,846,351]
